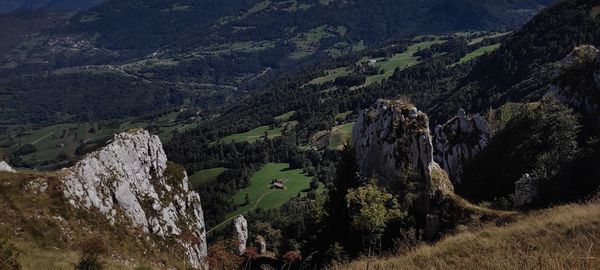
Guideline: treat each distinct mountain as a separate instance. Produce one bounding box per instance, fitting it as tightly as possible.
[0,0,552,127]
[0,0,102,13]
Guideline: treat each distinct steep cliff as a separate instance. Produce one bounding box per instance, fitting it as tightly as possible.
[62,129,208,269]
[433,109,490,185]
[352,99,454,208]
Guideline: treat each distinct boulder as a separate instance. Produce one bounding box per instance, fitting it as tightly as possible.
[233,215,248,255]
[561,45,599,70]
[513,173,539,207]
[255,235,267,254]
[62,129,208,269]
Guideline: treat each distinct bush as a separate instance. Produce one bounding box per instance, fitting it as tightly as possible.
[76,237,107,270]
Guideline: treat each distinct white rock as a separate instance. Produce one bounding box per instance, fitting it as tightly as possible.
[62,129,208,269]
[255,235,267,254]
[352,100,454,204]
[233,215,248,255]
[433,109,490,185]
[0,161,15,172]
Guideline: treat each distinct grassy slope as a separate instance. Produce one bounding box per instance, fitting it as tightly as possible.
[364,39,445,85]
[337,200,600,270]
[455,43,501,65]
[328,122,355,150]
[0,171,187,269]
[227,163,312,219]
[188,167,228,188]
[218,125,284,143]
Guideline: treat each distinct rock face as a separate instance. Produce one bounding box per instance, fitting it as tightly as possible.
[548,45,600,130]
[433,109,490,184]
[62,129,208,269]
[513,173,539,207]
[0,161,15,172]
[233,215,248,255]
[352,99,454,207]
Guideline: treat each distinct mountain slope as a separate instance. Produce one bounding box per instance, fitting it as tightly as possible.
[336,199,600,269]
[0,0,102,13]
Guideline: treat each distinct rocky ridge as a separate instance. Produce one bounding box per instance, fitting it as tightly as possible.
[548,44,600,129]
[62,129,208,269]
[433,109,490,185]
[352,99,454,208]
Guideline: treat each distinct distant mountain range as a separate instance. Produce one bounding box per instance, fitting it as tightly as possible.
[0,0,102,13]
[0,0,555,126]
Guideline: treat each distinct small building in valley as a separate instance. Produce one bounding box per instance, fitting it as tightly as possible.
[271,179,285,189]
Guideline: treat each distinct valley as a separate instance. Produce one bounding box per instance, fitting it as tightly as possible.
[3,0,600,270]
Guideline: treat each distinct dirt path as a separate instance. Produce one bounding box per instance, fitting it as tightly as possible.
[31,132,56,145]
[206,190,275,234]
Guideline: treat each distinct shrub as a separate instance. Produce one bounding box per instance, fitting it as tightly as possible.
[76,237,107,270]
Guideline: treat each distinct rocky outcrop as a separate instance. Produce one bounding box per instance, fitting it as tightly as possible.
[352,99,454,205]
[62,129,208,269]
[255,235,267,254]
[548,45,600,130]
[0,161,15,172]
[233,215,248,255]
[513,173,539,207]
[433,109,490,185]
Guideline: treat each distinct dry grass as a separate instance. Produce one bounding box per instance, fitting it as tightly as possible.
[335,200,600,270]
[0,171,188,269]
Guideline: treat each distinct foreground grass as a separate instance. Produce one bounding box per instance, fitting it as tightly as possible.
[0,171,187,269]
[336,200,600,270]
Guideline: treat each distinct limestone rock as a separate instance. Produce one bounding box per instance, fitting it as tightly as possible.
[233,215,248,255]
[513,173,539,207]
[255,235,267,254]
[433,109,490,184]
[548,45,600,130]
[0,161,15,172]
[352,99,454,205]
[62,129,207,269]
[561,45,599,70]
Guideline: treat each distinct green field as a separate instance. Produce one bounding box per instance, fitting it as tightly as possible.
[335,111,353,122]
[0,112,201,169]
[364,39,446,86]
[309,67,352,85]
[188,167,228,188]
[218,125,283,143]
[275,111,296,122]
[454,43,501,65]
[227,163,313,219]
[328,122,355,150]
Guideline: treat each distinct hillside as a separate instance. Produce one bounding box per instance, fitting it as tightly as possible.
[0,0,552,127]
[0,0,102,13]
[336,199,600,269]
